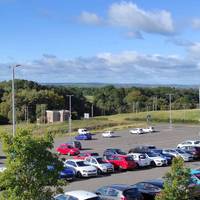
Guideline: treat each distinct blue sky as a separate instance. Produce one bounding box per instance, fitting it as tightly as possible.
[1,0,200,84]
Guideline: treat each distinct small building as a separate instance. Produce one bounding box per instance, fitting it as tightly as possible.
[46,110,70,123]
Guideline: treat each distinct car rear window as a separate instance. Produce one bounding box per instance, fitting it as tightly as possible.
[194,141,200,144]
[125,156,134,161]
[123,188,138,199]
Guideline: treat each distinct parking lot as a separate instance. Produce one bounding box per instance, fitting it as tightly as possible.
[1,123,200,192]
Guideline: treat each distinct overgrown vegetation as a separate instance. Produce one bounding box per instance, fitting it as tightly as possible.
[0,129,65,200]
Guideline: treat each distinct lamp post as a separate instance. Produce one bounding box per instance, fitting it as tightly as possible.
[67,95,73,135]
[12,64,21,137]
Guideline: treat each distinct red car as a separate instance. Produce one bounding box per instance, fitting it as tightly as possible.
[104,155,136,170]
[73,152,99,160]
[56,143,80,156]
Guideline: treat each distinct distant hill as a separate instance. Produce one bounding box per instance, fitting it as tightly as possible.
[41,82,200,89]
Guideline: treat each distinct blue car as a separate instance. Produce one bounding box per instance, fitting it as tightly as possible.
[47,166,76,180]
[191,169,200,185]
[75,133,92,140]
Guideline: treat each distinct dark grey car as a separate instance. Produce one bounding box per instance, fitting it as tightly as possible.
[67,141,82,150]
[95,184,143,200]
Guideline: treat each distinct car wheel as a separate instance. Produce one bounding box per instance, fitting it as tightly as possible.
[136,163,140,169]
[150,161,156,167]
[77,171,82,178]
[97,169,102,175]
[118,166,124,171]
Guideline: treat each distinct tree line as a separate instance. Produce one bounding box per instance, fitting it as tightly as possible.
[0,80,199,124]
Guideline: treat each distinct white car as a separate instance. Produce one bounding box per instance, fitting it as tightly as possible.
[145,152,167,166]
[128,153,151,168]
[54,191,100,200]
[78,128,90,135]
[85,156,114,174]
[102,131,115,138]
[142,126,155,133]
[129,128,144,135]
[177,140,200,148]
[64,159,97,178]
[65,190,100,200]
[0,167,6,173]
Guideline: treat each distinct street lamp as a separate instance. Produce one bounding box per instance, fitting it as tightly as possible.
[12,64,21,137]
[67,95,73,136]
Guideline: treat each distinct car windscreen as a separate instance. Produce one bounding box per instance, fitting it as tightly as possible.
[146,152,158,157]
[123,188,138,199]
[116,149,126,155]
[194,141,200,144]
[76,161,89,167]
[152,149,162,154]
[96,157,106,164]
[91,153,99,156]
[176,149,185,154]
[139,154,146,159]
[194,173,200,180]
[86,197,101,200]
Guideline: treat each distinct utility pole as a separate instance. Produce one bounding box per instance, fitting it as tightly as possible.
[168,94,173,128]
[199,87,200,109]
[67,95,73,134]
[91,104,94,118]
[12,64,21,137]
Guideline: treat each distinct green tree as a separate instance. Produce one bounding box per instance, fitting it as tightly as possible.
[156,157,191,200]
[0,129,65,200]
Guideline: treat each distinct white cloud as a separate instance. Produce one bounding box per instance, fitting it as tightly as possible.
[108,1,174,35]
[1,51,200,84]
[79,11,101,25]
[192,18,200,29]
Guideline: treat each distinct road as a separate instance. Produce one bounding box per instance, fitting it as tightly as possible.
[1,123,200,192]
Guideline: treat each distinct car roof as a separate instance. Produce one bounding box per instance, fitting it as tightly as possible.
[135,179,164,188]
[66,159,84,162]
[65,190,98,199]
[191,169,200,174]
[108,184,134,191]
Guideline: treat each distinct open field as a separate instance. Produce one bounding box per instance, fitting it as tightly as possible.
[1,109,200,136]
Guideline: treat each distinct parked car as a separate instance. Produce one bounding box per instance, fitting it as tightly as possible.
[78,128,90,135]
[191,169,200,185]
[64,159,97,178]
[56,143,80,156]
[129,128,144,135]
[47,165,76,180]
[75,133,92,140]
[54,194,67,200]
[132,179,164,200]
[142,127,155,133]
[103,148,127,157]
[66,141,82,150]
[150,149,174,164]
[73,152,100,160]
[85,156,114,174]
[104,155,136,170]
[128,145,156,154]
[102,131,115,138]
[145,152,167,167]
[177,140,200,148]
[95,184,143,200]
[175,148,193,161]
[65,190,101,200]
[178,146,200,160]
[128,153,151,168]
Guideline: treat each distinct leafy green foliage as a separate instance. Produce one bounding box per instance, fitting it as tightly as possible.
[156,157,192,200]
[0,129,65,200]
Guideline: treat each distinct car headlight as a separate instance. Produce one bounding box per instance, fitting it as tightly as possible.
[82,170,88,173]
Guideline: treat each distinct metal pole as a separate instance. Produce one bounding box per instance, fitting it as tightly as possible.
[199,87,200,109]
[12,66,15,137]
[91,104,94,118]
[67,95,73,134]
[169,94,172,127]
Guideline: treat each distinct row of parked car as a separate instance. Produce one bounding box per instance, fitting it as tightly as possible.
[55,138,200,181]
[55,168,200,200]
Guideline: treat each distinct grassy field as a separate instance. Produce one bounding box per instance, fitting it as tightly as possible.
[1,109,200,136]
